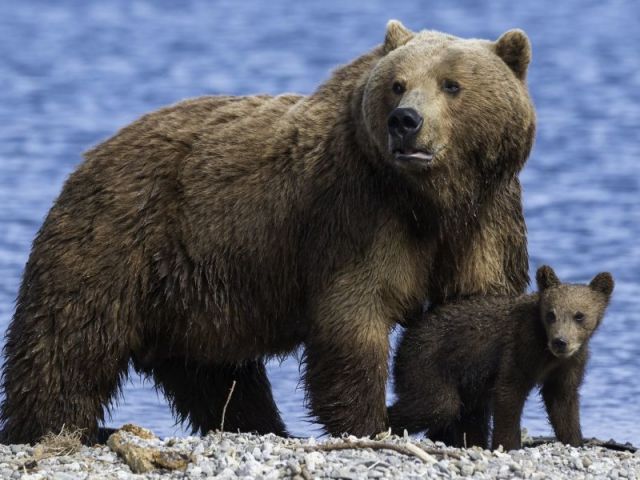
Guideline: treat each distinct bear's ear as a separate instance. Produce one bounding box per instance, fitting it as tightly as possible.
[384,20,414,53]
[494,29,531,81]
[589,272,615,297]
[536,265,560,291]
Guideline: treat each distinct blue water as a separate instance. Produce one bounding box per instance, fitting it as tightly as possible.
[0,0,638,445]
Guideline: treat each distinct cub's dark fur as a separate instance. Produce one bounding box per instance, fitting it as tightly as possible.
[390,266,614,450]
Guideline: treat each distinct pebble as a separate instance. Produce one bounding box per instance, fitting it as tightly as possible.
[305,451,325,471]
[287,459,302,474]
[468,449,483,461]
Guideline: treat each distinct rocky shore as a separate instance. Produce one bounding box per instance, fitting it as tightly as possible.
[1,425,637,479]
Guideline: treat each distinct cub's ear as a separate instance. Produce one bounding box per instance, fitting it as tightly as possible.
[536,265,560,291]
[589,272,615,297]
[494,29,531,81]
[384,20,414,53]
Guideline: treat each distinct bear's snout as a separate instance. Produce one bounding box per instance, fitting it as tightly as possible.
[551,337,568,352]
[387,107,423,142]
[387,107,436,167]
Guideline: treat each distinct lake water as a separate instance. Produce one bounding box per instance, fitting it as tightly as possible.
[0,0,638,445]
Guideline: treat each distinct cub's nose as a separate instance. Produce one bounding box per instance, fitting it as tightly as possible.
[551,338,568,353]
[387,107,423,140]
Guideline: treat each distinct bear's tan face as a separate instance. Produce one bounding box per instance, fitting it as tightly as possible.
[536,266,614,358]
[362,21,535,206]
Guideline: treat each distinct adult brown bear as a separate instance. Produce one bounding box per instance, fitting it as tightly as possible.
[1,20,535,443]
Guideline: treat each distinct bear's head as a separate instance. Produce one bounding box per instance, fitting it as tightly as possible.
[536,265,614,358]
[361,20,535,210]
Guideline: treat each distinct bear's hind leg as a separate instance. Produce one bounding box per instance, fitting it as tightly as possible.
[458,406,491,448]
[429,425,462,446]
[1,301,131,444]
[389,383,462,442]
[152,358,287,436]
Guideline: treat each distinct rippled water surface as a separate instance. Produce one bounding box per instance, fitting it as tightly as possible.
[0,0,638,444]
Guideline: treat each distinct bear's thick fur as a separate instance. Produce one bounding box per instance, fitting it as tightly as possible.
[1,20,535,443]
[389,266,614,450]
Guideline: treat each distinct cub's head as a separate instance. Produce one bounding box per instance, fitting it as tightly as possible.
[536,265,614,359]
[362,21,535,207]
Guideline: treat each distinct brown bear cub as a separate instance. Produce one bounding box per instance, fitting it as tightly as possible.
[389,266,614,451]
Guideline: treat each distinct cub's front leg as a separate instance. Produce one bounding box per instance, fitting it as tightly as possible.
[542,357,586,446]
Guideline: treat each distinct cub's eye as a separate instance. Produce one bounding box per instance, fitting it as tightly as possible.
[574,312,585,323]
[392,81,406,95]
[442,79,461,94]
[546,311,556,323]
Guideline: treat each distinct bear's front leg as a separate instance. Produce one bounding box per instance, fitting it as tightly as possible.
[542,359,585,447]
[303,288,392,437]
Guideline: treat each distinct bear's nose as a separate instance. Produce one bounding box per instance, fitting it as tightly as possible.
[551,337,568,352]
[387,108,424,140]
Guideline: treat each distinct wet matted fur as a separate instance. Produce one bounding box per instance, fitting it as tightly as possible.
[1,20,535,443]
[390,266,614,450]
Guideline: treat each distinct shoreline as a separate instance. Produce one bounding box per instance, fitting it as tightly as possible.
[2,425,638,479]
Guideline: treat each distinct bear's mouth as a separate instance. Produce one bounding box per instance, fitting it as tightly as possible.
[392,148,434,164]
[548,343,579,359]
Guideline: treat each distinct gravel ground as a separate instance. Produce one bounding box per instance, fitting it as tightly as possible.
[1,426,638,479]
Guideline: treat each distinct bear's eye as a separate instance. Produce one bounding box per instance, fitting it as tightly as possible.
[574,312,585,323]
[442,79,461,95]
[546,311,556,323]
[392,81,406,95]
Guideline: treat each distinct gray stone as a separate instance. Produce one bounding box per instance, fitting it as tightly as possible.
[52,473,79,480]
[9,445,26,454]
[460,463,475,476]
[287,459,302,475]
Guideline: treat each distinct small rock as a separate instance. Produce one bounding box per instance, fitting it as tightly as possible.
[119,424,156,440]
[498,464,511,477]
[571,456,583,470]
[287,459,301,475]
[435,460,450,474]
[200,464,214,476]
[468,449,484,461]
[51,474,78,480]
[304,451,325,471]
[20,474,44,480]
[10,445,25,454]
[333,467,359,480]
[460,463,475,476]
[97,454,116,462]
[218,467,235,477]
[191,443,205,456]
[262,441,274,456]
[251,447,262,459]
